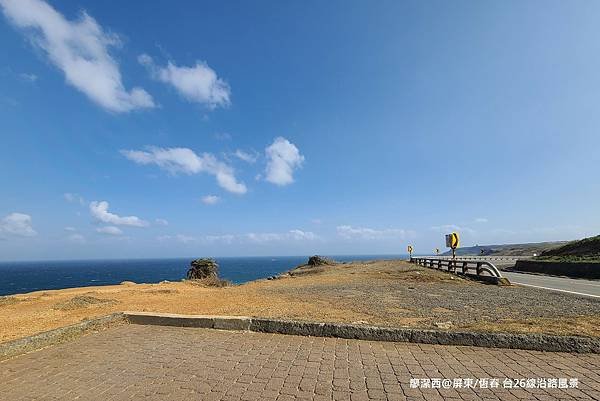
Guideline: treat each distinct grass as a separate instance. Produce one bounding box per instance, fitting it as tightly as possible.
[536,234,600,262]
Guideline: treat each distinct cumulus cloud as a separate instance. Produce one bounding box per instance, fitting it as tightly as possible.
[96,226,123,236]
[89,201,149,227]
[201,195,220,205]
[138,54,230,109]
[233,149,258,163]
[337,225,411,240]
[0,212,37,237]
[64,226,76,232]
[154,218,169,226]
[264,137,304,186]
[121,146,247,194]
[0,0,154,112]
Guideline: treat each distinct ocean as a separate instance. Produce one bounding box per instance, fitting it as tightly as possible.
[0,255,405,296]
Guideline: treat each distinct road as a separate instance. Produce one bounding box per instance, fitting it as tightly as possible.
[503,271,600,298]
[429,256,600,298]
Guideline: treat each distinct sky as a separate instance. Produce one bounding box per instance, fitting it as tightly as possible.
[1,0,599,261]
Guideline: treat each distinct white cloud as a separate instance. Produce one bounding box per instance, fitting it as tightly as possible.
[157,229,317,244]
[154,218,169,226]
[202,234,236,244]
[244,232,284,243]
[233,149,258,163]
[121,146,247,194]
[0,0,154,112]
[89,201,149,227]
[430,224,476,236]
[245,230,318,243]
[96,226,123,236]
[64,226,76,232]
[337,225,411,240]
[63,192,84,205]
[288,229,317,241]
[311,218,322,225]
[265,137,304,186]
[139,54,229,109]
[0,212,37,237]
[475,217,488,223]
[67,233,85,243]
[201,195,220,205]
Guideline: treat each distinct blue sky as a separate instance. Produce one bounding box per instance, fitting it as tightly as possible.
[1,0,599,260]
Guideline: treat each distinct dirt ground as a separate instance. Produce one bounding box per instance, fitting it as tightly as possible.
[1,260,598,343]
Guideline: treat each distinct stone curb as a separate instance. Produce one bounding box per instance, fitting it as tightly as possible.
[0,312,127,361]
[123,312,600,354]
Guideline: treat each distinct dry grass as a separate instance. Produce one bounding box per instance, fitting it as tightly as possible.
[184,277,232,287]
[0,260,598,343]
[52,295,118,311]
[0,296,20,307]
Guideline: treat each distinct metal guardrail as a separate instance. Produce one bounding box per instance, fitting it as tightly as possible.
[427,255,524,262]
[410,257,504,278]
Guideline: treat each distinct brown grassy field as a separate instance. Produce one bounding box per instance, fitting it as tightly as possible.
[1,260,598,343]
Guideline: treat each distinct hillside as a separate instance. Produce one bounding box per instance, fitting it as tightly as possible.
[538,235,600,262]
[441,241,567,257]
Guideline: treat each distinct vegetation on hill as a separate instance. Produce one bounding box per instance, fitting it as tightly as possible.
[537,235,600,262]
[441,241,567,257]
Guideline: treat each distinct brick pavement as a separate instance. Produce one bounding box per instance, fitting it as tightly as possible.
[0,324,599,400]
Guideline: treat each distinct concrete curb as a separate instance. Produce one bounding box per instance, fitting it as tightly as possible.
[125,311,251,331]
[123,312,600,354]
[0,313,127,361]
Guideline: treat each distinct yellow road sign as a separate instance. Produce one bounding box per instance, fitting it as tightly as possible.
[445,232,460,249]
[407,245,413,253]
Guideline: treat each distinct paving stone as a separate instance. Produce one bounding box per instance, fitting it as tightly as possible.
[0,324,598,400]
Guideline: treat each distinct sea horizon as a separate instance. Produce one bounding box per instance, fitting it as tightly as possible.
[0,253,409,264]
[0,254,408,297]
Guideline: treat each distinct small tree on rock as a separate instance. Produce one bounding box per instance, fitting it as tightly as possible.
[187,258,219,280]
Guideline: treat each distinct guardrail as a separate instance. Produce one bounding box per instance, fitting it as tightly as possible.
[410,257,508,284]
[427,255,524,262]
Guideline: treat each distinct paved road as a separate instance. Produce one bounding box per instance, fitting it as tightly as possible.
[1,324,599,400]
[503,271,600,298]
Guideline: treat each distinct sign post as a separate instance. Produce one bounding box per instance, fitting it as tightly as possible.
[407,245,413,259]
[445,232,460,259]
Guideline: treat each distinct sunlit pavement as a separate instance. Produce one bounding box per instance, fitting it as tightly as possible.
[504,271,600,298]
[1,324,599,400]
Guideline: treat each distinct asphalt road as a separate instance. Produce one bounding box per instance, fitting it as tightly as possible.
[503,271,600,298]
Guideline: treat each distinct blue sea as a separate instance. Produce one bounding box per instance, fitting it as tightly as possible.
[0,255,405,296]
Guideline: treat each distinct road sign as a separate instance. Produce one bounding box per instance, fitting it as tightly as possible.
[407,245,413,254]
[445,232,460,249]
